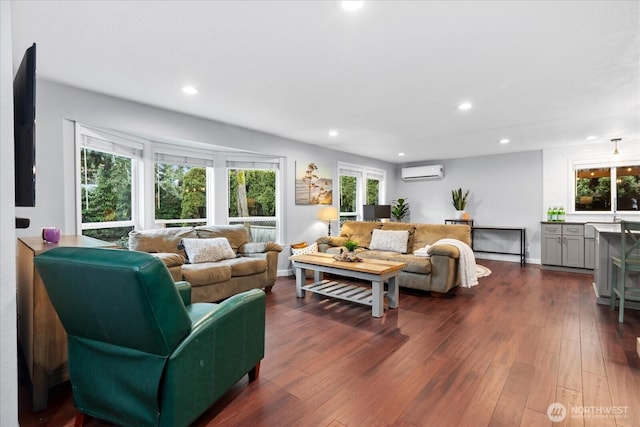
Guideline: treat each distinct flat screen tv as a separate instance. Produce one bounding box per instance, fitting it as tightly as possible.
[14,43,36,207]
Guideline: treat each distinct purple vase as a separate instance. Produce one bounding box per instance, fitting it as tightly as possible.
[42,227,61,243]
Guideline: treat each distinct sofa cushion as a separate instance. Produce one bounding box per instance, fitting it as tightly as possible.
[181,238,236,263]
[369,229,409,253]
[339,221,383,249]
[216,257,267,277]
[128,227,197,257]
[194,225,249,253]
[388,254,432,274]
[412,224,471,252]
[181,263,232,286]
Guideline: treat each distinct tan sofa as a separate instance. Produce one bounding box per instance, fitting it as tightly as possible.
[128,224,282,302]
[316,221,471,295]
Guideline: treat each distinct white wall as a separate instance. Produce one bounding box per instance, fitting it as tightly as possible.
[542,139,640,223]
[15,79,396,273]
[0,1,18,424]
[396,150,543,263]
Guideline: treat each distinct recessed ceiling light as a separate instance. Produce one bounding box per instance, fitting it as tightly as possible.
[585,135,597,140]
[342,1,364,11]
[499,138,510,144]
[329,130,339,137]
[398,152,405,157]
[458,102,472,111]
[181,86,198,95]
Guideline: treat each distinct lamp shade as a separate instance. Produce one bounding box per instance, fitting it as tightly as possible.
[318,206,339,221]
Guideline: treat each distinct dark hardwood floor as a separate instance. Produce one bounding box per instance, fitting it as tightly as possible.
[19,260,640,427]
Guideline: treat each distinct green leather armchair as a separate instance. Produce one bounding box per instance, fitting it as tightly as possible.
[34,247,265,427]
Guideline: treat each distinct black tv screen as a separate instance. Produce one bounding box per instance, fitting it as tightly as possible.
[14,43,36,207]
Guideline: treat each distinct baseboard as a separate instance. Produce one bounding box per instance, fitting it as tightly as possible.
[277,269,294,277]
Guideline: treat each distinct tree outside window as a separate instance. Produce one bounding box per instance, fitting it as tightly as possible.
[366,178,380,205]
[155,163,207,226]
[81,148,134,246]
[228,169,276,242]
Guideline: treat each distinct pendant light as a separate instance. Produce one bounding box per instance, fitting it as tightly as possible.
[612,138,621,155]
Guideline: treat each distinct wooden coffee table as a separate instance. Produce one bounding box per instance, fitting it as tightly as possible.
[289,252,406,317]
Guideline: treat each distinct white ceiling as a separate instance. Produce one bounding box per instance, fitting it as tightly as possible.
[11,0,640,164]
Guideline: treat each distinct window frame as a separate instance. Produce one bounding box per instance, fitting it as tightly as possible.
[225,155,283,244]
[572,159,640,214]
[75,125,143,241]
[338,162,386,222]
[152,143,215,227]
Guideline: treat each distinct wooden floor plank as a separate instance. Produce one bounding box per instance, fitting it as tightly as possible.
[17,260,640,427]
[558,338,583,392]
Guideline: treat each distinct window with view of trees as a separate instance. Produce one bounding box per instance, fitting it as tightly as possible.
[338,163,386,225]
[155,163,207,226]
[575,164,640,212]
[80,146,136,247]
[228,167,278,242]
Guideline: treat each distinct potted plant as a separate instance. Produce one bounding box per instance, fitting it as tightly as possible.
[344,239,358,253]
[451,188,470,218]
[391,198,410,222]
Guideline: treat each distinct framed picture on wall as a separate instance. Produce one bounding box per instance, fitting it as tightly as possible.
[295,161,332,205]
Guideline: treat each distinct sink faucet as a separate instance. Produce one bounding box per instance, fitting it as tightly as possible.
[613,212,622,223]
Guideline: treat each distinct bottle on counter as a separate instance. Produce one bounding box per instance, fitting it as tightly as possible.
[558,206,565,222]
[547,207,553,221]
[551,206,558,222]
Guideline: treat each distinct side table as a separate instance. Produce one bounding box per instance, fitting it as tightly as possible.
[17,235,118,412]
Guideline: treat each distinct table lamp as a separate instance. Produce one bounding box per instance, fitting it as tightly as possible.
[318,206,339,236]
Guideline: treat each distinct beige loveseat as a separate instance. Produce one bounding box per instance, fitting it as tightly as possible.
[128,224,282,303]
[316,221,471,295]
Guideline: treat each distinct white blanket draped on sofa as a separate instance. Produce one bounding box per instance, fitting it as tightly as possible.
[432,238,478,288]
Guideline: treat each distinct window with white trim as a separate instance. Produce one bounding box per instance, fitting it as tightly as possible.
[575,163,640,212]
[227,156,281,243]
[154,145,215,227]
[338,162,386,224]
[77,126,142,247]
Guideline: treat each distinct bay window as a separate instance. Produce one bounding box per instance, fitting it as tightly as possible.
[227,157,280,243]
[154,146,214,227]
[77,126,142,247]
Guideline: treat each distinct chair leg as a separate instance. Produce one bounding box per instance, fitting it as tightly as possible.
[265,286,273,293]
[248,361,261,382]
[618,272,625,324]
[610,264,618,311]
[74,411,92,427]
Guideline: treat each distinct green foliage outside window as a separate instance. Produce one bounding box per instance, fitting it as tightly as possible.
[575,165,640,211]
[228,169,276,217]
[366,179,379,205]
[81,150,132,224]
[340,176,356,212]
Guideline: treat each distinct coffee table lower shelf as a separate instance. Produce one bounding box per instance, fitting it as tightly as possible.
[301,279,387,307]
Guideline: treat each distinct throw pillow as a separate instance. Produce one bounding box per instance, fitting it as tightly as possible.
[181,238,236,264]
[291,242,318,255]
[290,241,308,249]
[369,229,409,253]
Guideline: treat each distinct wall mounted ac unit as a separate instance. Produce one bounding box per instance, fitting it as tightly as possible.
[401,165,444,181]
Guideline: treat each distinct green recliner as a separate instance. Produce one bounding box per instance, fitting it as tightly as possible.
[34,247,265,427]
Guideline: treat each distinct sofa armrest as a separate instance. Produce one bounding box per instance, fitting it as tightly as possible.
[150,252,186,268]
[238,241,283,254]
[316,236,348,252]
[428,244,460,258]
[174,281,191,306]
